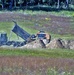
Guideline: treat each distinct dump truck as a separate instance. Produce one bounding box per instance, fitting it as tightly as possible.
[0,21,51,47]
[12,22,36,43]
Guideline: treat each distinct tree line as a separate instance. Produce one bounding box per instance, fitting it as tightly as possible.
[0,0,74,10]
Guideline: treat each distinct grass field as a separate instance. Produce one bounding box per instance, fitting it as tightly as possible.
[0,48,74,58]
[0,48,74,75]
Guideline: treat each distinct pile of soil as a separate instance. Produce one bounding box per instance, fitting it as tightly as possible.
[46,38,74,50]
[20,38,74,50]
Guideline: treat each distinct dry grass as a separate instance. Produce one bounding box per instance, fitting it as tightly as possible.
[0,56,74,75]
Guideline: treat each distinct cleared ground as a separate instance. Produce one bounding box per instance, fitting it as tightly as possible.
[0,12,74,35]
[0,56,74,75]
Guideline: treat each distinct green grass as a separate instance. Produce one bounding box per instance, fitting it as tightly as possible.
[51,33,74,40]
[0,48,74,58]
[0,21,74,40]
[48,10,74,17]
[0,9,74,17]
[19,10,74,17]
[14,10,74,17]
[47,68,74,75]
[0,22,13,33]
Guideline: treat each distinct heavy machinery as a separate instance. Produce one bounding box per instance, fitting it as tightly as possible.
[12,23,31,42]
[0,21,36,47]
[0,21,51,47]
[37,30,51,44]
[0,33,8,46]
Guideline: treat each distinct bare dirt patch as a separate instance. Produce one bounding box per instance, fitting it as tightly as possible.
[0,12,74,34]
[0,56,74,75]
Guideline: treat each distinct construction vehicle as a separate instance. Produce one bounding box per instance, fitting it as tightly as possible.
[0,21,51,47]
[0,33,8,46]
[0,21,36,47]
[37,30,51,44]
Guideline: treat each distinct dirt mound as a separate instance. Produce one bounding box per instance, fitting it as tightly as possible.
[46,38,64,49]
[20,38,74,50]
[46,39,74,50]
[0,39,74,50]
[60,39,74,50]
[21,39,46,49]
[69,40,74,49]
